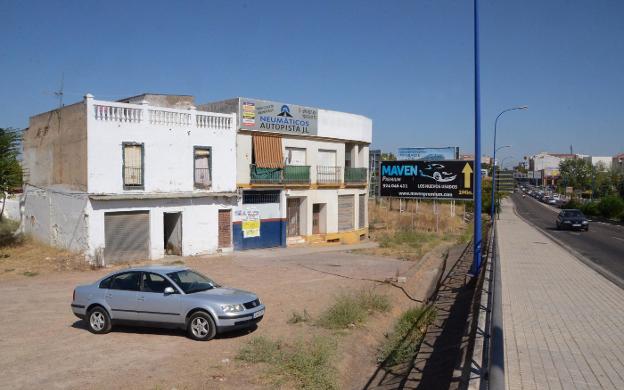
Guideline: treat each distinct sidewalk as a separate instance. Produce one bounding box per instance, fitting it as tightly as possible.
[498,198,624,390]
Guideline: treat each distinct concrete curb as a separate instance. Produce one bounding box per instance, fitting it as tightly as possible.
[512,200,624,290]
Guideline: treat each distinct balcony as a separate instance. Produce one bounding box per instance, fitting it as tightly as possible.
[317,166,342,185]
[344,167,368,185]
[250,164,310,185]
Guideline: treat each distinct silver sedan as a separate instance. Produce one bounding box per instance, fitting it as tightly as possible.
[71,265,265,341]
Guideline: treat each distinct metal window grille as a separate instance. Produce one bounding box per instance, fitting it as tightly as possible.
[242,190,280,204]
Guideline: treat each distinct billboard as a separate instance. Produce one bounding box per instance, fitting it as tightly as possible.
[397,147,459,161]
[380,160,474,200]
[239,98,318,135]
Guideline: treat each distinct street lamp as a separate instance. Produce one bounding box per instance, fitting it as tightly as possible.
[490,106,527,219]
[500,156,515,170]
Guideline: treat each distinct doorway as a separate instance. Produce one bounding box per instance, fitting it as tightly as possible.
[287,198,301,237]
[163,212,182,255]
[218,209,232,249]
[312,203,326,234]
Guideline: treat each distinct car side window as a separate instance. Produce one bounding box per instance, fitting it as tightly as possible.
[99,276,113,289]
[109,272,140,291]
[141,272,174,293]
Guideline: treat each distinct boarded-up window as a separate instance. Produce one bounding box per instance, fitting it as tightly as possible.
[194,147,212,188]
[338,195,354,231]
[123,144,143,188]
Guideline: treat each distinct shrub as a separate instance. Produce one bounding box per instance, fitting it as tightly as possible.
[317,289,390,329]
[377,305,437,366]
[288,309,311,324]
[580,201,599,216]
[561,199,581,209]
[0,219,21,247]
[237,336,337,390]
[597,196,624,219]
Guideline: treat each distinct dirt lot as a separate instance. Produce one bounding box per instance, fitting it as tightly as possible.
[0,242,454,390]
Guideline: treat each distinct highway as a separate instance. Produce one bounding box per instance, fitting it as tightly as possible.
[510,192,624,286]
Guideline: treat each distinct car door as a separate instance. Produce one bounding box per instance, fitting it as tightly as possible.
[136,272,182,324]
[105,271,140,321]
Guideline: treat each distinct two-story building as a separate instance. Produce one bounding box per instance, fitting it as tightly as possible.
[199,98,372,250]
[22,93,237,264]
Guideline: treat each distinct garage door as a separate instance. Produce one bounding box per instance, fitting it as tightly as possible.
[338,195,354,232]
[104,211,150,263]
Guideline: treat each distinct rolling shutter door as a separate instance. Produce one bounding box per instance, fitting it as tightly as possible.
[104,211,150,263]
[338,195,354,231]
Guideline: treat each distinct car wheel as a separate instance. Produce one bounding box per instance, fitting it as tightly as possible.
[87,306,112,334]
[585,226,589,231]
[187,311,216,341]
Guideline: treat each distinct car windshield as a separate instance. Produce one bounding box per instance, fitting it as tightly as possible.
[562,210,584,218]
[167,270,220,294]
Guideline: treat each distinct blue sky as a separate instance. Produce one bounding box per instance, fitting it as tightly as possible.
[1,0,623,163]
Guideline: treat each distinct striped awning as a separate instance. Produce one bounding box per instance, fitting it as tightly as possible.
[253,134,284,168]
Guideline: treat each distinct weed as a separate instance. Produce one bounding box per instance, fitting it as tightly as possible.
[377,305,437,366]
[237,336,337,390]
[317,289,390,329]
[4,268,14,272]
[23,271,38,277]
[169,260,185,265]
[288,309,311,324]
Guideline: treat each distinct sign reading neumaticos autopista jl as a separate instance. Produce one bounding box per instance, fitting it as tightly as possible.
[380,160,475,200]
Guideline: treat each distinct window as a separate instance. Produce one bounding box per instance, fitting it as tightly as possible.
[109,272,140,291]
[167,270,219,294]
[141,272,175,293]
[243,190,280,204]
[99,276,113,289]
[285,147,306,165]
[194,147,212,189]
[123,143,144,189]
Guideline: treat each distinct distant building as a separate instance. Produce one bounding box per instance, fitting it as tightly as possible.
[613,153,624,171]
[583,156,612,171]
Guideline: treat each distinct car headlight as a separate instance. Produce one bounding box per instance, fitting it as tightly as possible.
[582,221,588,224]
[221,304,245,313]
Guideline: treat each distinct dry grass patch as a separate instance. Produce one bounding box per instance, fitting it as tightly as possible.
[316,289,391,329]
[237,336,338,390]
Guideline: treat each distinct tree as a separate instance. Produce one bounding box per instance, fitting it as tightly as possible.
[559,158,592,194]
[380,153,396,161]
[0,128,23,221]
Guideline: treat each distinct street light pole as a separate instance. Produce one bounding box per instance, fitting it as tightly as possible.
[471,0,483,276]
[490,106,527,220]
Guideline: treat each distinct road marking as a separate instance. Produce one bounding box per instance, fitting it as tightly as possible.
[612,236,624,242]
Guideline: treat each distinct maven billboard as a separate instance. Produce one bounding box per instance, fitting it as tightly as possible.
[380,160,474,200]
[397,147,459,161]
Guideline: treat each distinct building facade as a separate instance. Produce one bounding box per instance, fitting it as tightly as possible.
[200,98,372,250]
[22,94,237,264]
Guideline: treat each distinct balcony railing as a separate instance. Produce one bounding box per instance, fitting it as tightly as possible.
[250,164,310,185]
[123,167,143,188]
[317,166,342,184]
[194,168,212,189]
[345,167,368,184]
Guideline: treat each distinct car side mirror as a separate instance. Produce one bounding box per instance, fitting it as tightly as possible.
[164,287,175,295]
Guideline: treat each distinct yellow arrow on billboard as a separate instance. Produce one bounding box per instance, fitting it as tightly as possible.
[462,163,473,189]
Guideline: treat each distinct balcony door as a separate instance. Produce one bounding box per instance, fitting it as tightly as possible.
[286,147,306,165]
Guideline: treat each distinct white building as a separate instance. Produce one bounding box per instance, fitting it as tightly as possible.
[200,98,371,250]
[22,93,237,264]
[583,156,612,171]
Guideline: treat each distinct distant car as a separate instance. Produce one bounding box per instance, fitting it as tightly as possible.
[548,197,557,205]
[71,266,265,341]
[556,209,589,231]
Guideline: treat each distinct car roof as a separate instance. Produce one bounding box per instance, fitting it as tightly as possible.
[108,265,190,274]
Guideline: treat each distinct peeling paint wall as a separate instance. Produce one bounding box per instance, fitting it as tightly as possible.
[22,102,87,191]
[87,197,237,261]
[22,185,89,253]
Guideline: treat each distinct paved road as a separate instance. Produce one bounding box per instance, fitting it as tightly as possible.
[511,193,624,284]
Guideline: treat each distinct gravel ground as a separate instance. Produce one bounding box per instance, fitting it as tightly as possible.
[0,244,442,390]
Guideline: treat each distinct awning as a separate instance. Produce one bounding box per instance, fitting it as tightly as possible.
[253,134,284,168]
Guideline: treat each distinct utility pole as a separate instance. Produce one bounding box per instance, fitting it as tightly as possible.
[470,0,483,276]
